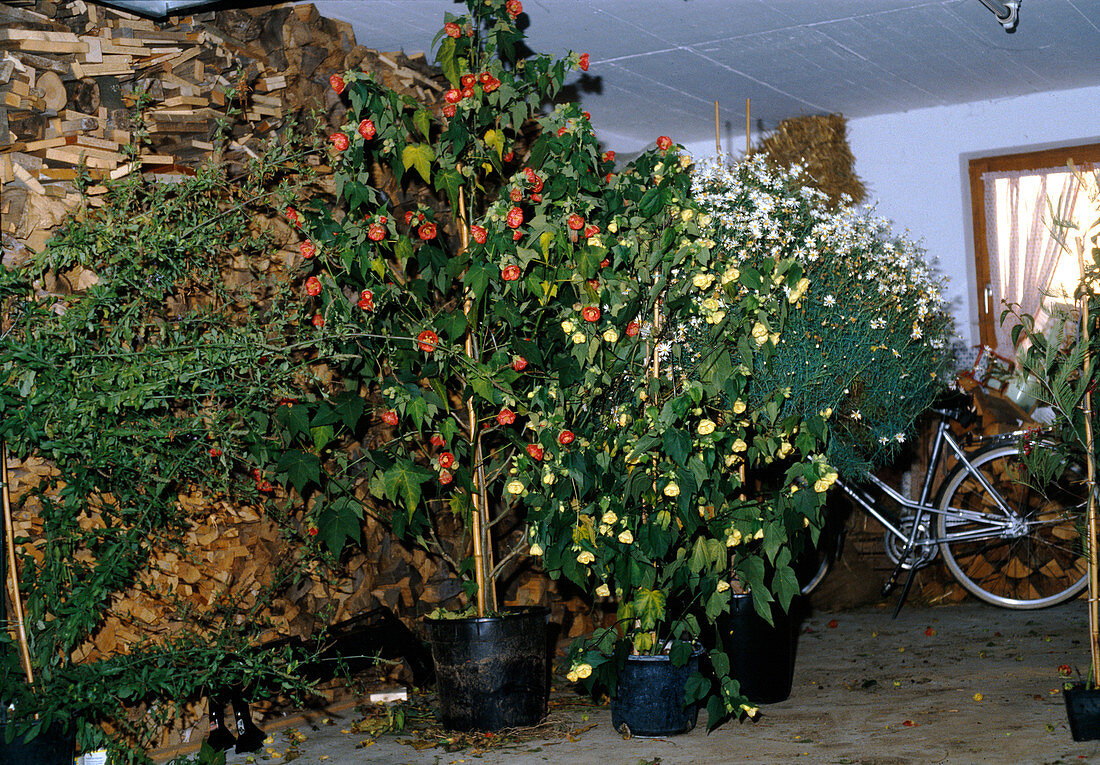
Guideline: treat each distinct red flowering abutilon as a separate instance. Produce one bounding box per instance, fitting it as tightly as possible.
[329,74,345,93]
[305,276,322,296]
[417,329,439,352]
[501,264,521,281]
[299,240,316,259]
[558,430,575,445]
[582,306,600,322]
[497,408,516,425]
[358,119,376,140]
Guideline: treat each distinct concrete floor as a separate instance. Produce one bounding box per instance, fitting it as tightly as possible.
[159,601,1100,765]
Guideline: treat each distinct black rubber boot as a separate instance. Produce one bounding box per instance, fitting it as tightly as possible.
[231,690,265,754]
[205,693,236,752]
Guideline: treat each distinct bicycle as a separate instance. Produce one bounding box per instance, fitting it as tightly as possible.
[799,390,1088,611]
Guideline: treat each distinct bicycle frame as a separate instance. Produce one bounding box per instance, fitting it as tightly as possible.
[835,414,1023,561]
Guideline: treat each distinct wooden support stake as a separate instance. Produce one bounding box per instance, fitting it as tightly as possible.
[1076,236,1100,684]
[714,100,720,156]
[2,441,35,686]
[745,98,751,156]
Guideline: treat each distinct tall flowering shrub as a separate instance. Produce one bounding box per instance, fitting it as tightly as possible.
[692,157,954,477]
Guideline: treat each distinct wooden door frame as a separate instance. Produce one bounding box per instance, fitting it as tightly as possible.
[968,142,1100,347]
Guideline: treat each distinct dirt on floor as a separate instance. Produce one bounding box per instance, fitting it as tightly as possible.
[155,598,1100,765]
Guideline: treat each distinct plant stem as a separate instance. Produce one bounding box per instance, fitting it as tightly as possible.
[1076,237,1100,686]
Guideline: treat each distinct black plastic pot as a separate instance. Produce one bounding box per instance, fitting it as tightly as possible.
[0,720,75,765]
[423,606,550,731]
[719,592,796,704]
[1064,683,1100,741]
[611,646,703,737]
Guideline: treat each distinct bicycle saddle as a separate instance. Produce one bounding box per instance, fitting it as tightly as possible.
[929,388,976,427]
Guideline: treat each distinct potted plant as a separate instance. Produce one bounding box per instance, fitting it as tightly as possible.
[1009,167,1100,740]
[521,153,954,733]
[0,108,327,762]
[280,0,605,732]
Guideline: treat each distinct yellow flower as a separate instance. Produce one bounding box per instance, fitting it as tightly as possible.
[601,511,618,525]
[692,273,715,290]
[699,214,712,227]
[716,580,731,592]
[608,220,619,233]
[542,471,556,485]
[506,480,525,495]
[751,322,769,346]
[726,529,743,547]
[602,328,619,343]
[721,266,739,284]
[618,413,632,428]
[769,332,781,345]
[819,407,833,418]
[574,663,593,679]
[777,441,794,458]
[663,481,680,497]
[679,155,693,170]
[697,419,716,435]
[724,453,741,467]
[732,438,748,452]
[813,470,839,493]
[680,208,694,222]
[701,298,720,312]
[530,542,544,556]
[705,310,726,325]
[587,235,602,247]
[740,703,759,718]
[595,583,611,597]
[572,331,587,344]
[732,399,746,414]
[561,319,576,334]
[577,550,595,564]
[618,530,634,544]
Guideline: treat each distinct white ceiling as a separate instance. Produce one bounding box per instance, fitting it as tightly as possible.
[310,0,1100,153]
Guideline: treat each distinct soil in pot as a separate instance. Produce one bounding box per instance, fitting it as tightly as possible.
[1064,683,1100,741]
[611,647,703,737]
[424,606,550,731]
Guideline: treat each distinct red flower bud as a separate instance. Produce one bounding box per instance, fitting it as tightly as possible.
[501,264,521,281]
[558,430,575,445]
[656,135,673,151]
[461,86,474,100]
[430,434,446,447]
[438,451,455,469]
[443,104,456,118]
[503,150,514,163]
[506,206,524,228]
[471,225,488,244]
[526,443,544,460]
[381,409,399,426]
[418,222,437,240]
[209,447,222,457]
[311,313,324,328]
[602,150,615,163]
[329,74,346,94]
[530,193,542,203]
[600,258,610,268]
[506,0,522,19]
[417,329,439,353]
[299,240,316,259]
[497,408,516,426]
[567,213,584,231]
[461,74,476,89]
[308,526,318,536]
[482,75,500,93]
[305,276,322,296]
[626,320,640,337]
[510,187,524,202]
[587,279,600,290]
[329,132,349,151]
[286,207,300,226]
[582,306,600,322]
[557,126,568,137]
[258,480,275,493]
[512,229,523,241]
[358,119,376,140]
[512,355,528,371]
[404,210,416,225]
[357,289,374,311]
[444,21,461,38]
[579,53,590,71]
[439,469,453,485]
[368,222,385,241]
[445,89,462,104]
[584,224,600,238]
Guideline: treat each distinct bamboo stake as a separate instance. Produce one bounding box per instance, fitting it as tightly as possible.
[2,441,35,686]
[1076,238,1100,684]
[745,98,751,156]
[458,187,492,617]
[714,101,721,156]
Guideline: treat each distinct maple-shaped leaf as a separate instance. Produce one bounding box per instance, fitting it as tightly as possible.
[383,461,434,515]
[633,587,667,631]
[402,143,435,184]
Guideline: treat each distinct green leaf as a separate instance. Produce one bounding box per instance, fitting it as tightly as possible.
[277,449,321,495]
[317,496,363,553]
[662,427,691,465]
[413,108,432,141]
[436,36,459,85]
[383,461,432,515]
[402,143,435,184]
[633,587,667,631]
[434,169,463,210]
[483,128,505,160]
[684,671,712,704]
[276,403,310,441]
[669,640,691,667]
[310,424,333,451]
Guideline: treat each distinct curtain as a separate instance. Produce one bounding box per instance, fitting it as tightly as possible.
[983,167,1082,350]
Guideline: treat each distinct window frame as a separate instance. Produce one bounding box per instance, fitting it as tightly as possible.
[968,142,1100,348]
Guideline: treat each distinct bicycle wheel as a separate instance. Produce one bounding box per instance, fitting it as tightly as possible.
[936,443,1087,609]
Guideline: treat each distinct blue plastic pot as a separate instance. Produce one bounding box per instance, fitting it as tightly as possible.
[611,646,703,737]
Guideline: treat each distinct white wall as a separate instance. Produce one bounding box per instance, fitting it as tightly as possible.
[683,84,1100,348]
